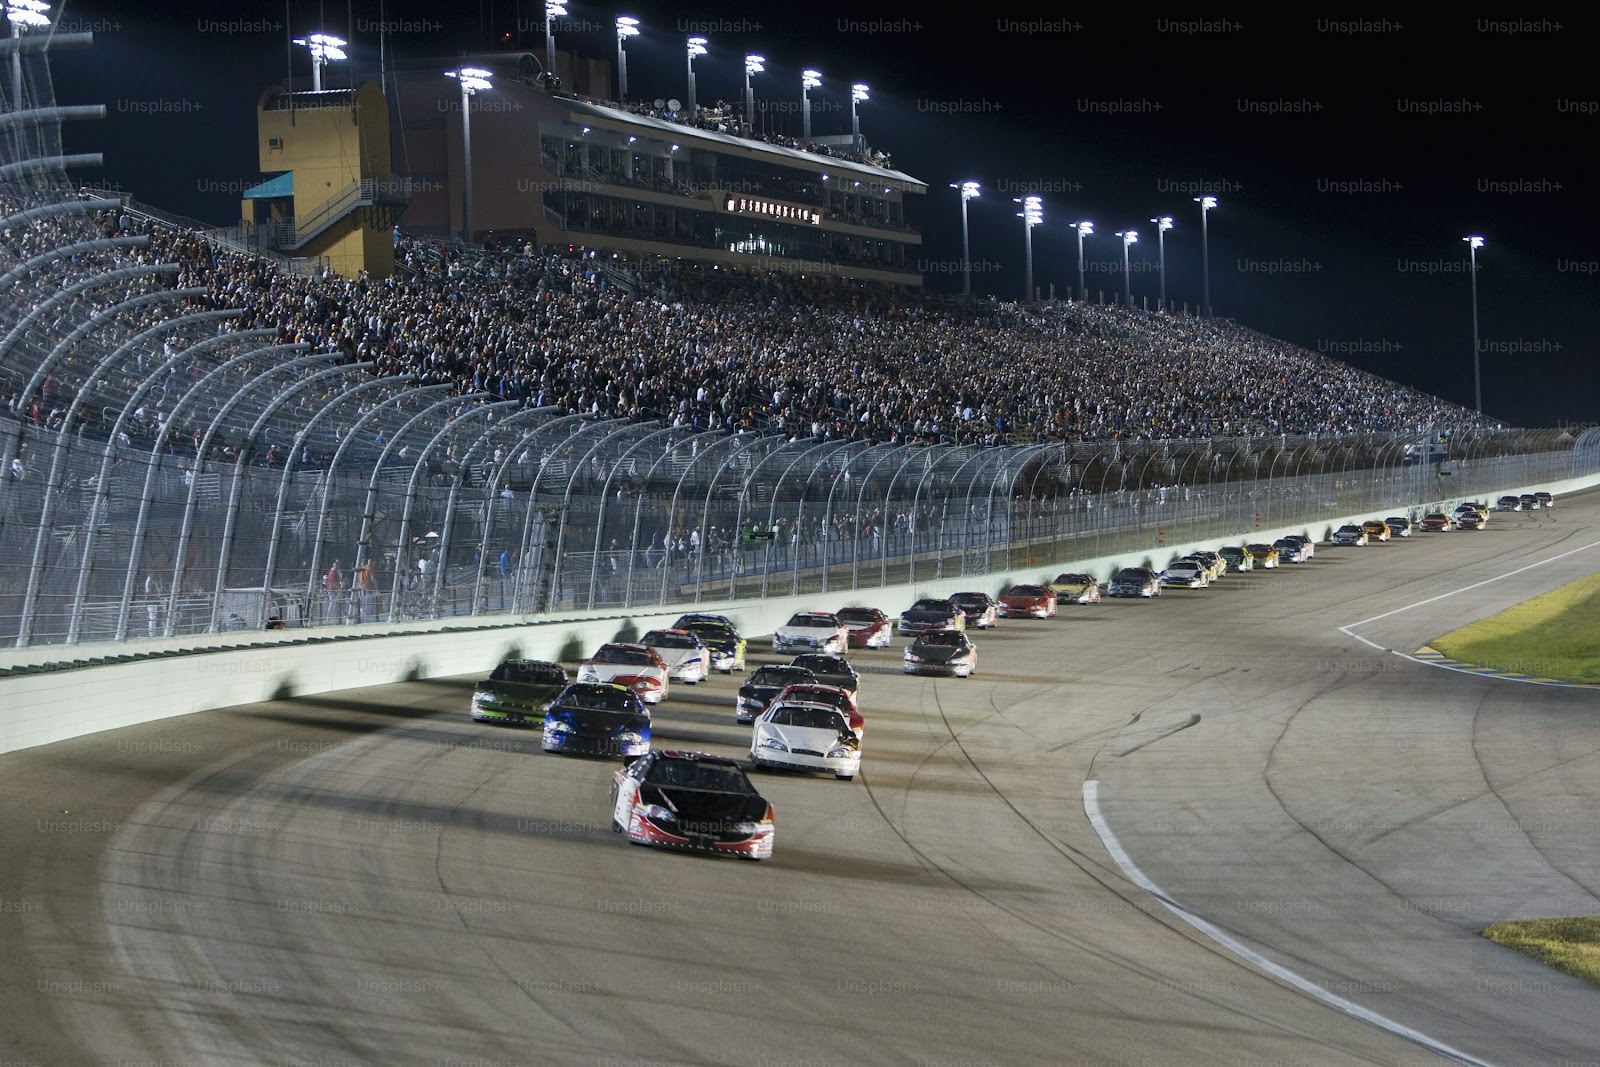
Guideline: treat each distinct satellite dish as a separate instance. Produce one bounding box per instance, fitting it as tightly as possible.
[653,98,665,109]
[666,98,682,112]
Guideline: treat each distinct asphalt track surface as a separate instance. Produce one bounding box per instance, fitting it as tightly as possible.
[3,495,1599,1067]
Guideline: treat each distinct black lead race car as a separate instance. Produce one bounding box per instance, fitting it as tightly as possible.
[610,751,775,860]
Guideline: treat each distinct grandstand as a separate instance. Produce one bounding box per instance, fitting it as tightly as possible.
[0,27,1591,651]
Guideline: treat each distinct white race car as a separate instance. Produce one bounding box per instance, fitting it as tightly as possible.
[750,702,861,780]
[772,611,849,655]
[640,628,711,685]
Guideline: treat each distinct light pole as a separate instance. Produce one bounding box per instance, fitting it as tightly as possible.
[850,83,869,154]
[686,36,707,114]
[615,16,639,102]
[801,69,821,141]
[543,1,566,84]
[950,181,980,297]
[743,54,764,133]
[1115,229,1138,306]
[1071,220,1092,302]
[1014,196,1042,302]
[1195,195,1217,316]
[7,0,49,108]
[1464,235,1485,413]
[1151,215,1173,311]
[445,67,493,244]
[292,32,347,93]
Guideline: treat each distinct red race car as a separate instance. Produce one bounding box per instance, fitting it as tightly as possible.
[836,605,893,649]
[611,751,774,860]
[997,583,1058,619]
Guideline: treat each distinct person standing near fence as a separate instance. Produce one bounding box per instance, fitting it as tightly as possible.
[324,560,343,623]
[356,559,376,622]
[141,574,161,637]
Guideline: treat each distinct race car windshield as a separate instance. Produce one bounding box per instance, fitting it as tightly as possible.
[645,632,698,649]
[752,667,811,686]
[1006,586,1046,597]
[767,706,849,732]
[950,595,987,607]
[490,662,565,684]
[837,608,879,623]
[786,614,837,628]
[645,759,753,792]
[555,686,638,712]
[1055,574,1091,584]
[909,600,952,612]
[793,656,851,674]
[591,647,655,666]
[917,632,965,648]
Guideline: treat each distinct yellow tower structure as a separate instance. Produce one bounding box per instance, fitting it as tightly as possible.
[242,80,406,279]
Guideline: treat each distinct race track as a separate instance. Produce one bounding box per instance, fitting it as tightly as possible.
[3,496,1598,1067]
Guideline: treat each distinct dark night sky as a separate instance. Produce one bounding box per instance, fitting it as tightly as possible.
[42,2,1599,428]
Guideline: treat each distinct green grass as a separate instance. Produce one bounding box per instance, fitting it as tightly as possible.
[1430,570,1600,683]
[1483,917,1600,986]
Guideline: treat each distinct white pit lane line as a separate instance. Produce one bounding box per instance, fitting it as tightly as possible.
[1081,780,1496,1067]
[1337,536,1600,659]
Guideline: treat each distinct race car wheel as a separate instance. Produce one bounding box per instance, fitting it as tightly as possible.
[835,773,853,781]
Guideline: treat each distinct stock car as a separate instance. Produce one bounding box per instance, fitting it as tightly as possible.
[837,605,894,649]
[470,659,569,725]
[1418,512,1454,532]
[1246,543,1280,568]
[788,653,860,698]
[736,664,815,724]
[540,682,651,760]
[1108,567,1162,597]
[1330,524,1368,547]
[1159,560,1209,588]
[1456,510,1487,530]
[997,583,1058,618]
[899,597,966,636]
[750,702,862,780]
[772,682,863,735]
[1385,516,1412,538]
[1361,520,1391,543]
[1283,535,1315,560]
[772,611,850,655]
[1181,553,1221,580]
[674,615,747,673]
[640,628,711,685]
[1048,572,1102,604]
[578,642,670,704]
[903,629,978,678]
[1217,546,1253,572]
[949,591,999,629]
[1536,491,1554,508]
[1275,537,1310,563]
[1497,495,1523,512]
[611,751,775,860]
[1519,494,1540,511]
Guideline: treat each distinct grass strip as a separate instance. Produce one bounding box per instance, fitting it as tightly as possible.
[1482,917,1600,986]
[1430,570,1600,683]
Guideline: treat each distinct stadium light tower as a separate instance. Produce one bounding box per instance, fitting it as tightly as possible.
[801,69,822,141]
[445,67,493,244]
[293,33,347,93]
[1150,216,1173,311]
[1015,196,1043,302]
[615,17,639,102]
[851,83,870,154]
[1071,221,1093,302]
[1464,235,1485,413]
[1116,230,1139,306]
[1195,195,1217,316]
[686,36,708,114]
[544,1,567,83]
[743,54,764,132]
[950,181,980,297]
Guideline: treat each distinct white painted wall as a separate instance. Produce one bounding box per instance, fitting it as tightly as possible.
[3,474,1594,755]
